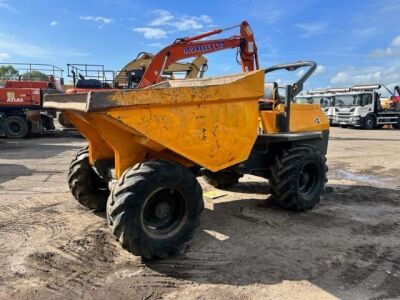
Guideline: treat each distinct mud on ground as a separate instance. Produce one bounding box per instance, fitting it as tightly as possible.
[0,127,399,300]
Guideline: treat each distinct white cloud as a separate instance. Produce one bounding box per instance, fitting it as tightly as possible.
[330,66,400,87]
[50,21,58,27]
[0,0,17,13]
[0,52,10,60]
[370,35,400,57]
[379,1,400,12]
[149,9,174,26]
[371,48,400,57]
[0,34,52,58]
[315,65,326,75]
[296,22,326,37]
[148,10,213,31]
[298,65,326,77]
[171,15,212,31]
[391,35,400,47]
[80,16,113,28]
[133,27,167,39]
[0,33,91,59]
[352,27,378,38]
[254,9,283,24]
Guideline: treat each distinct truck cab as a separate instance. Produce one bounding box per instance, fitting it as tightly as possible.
[331,84,400,129]
[332,91,372,127]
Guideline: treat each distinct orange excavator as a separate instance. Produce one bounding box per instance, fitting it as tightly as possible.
[136,20,259,88]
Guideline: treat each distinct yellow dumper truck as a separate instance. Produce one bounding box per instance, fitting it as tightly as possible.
[44,61,329,259]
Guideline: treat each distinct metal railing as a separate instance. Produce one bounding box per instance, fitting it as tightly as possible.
[0,63,64,81]
[67,64,115,87]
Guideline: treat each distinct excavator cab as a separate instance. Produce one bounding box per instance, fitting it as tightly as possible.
[126,69,146,89]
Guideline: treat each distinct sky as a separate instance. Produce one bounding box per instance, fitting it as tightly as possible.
[0,0,400,91]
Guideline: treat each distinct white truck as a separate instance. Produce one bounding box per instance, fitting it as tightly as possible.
[296,85,400,129]
[331,85,400,129]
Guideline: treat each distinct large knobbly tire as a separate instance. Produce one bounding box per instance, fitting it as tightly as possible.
[107,160,204,259]
[392,121,400,129]
[269,144,327,211]
[5,115,29,139]
[203,169,242,188]
[68,147,109,211]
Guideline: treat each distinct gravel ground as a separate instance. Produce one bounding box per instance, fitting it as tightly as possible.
[0,127,399,300]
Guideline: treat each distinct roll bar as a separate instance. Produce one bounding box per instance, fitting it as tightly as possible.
[263,61,317,133]
[264,61,317,97]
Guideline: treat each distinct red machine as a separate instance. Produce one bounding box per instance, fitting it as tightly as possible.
[0,63,64,138]
[393,86,400,103]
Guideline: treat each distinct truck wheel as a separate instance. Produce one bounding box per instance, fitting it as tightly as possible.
[5,115,29,139]
[364,115,376,129]
[203,169,242,188]
[107,160,204,259]
[392,122,400,129]
[68,147,109,211]
[269,145,327,211]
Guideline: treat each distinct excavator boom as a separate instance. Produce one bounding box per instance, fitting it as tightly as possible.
[138,21,258,88]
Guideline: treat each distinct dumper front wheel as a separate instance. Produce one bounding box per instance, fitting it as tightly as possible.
[269,145,327,211]
[68,147,109,211]
[107,160,203,259]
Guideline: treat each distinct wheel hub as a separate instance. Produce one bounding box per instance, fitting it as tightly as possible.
[10,123,21,132]
[300,172,310,185]
[155,202,171,220]
[299,162,318,195]
[142,188,186,237]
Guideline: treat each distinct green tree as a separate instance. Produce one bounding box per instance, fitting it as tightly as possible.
[22,70,49,81]
[0,65,19,79]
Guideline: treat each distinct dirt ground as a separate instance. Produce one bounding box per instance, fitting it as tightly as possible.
[0,127,399,300]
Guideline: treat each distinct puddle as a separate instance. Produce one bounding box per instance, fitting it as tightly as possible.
[329,169,397,189]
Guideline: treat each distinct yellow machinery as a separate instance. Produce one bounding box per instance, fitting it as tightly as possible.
[45,61,329,259]
[115,52,208,88]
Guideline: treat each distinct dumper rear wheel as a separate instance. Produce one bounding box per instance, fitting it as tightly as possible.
[107,160,204,259]
[269,145,326,211]
[203,169,242,188]
[68,147,109,211]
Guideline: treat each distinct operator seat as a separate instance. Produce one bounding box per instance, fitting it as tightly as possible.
[259,82,280,110]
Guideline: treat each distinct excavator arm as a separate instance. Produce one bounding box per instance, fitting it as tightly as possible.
[138,21,259,88]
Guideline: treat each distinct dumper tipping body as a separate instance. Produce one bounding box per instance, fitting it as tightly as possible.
[45,70,266,177]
